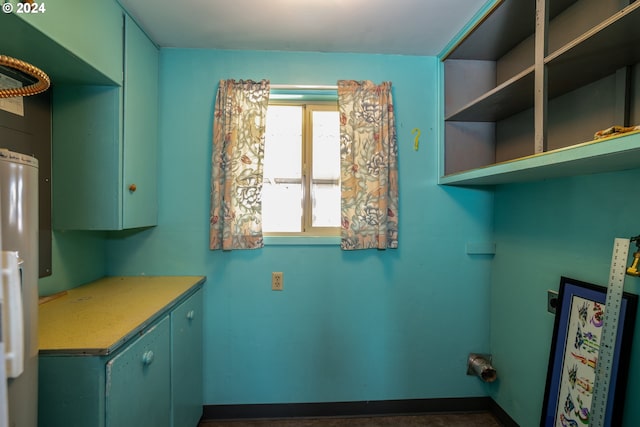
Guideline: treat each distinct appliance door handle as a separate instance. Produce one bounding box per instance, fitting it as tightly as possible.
[1,251,24,378]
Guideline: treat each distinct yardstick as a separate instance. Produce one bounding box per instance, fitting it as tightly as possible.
[590,238,630,427]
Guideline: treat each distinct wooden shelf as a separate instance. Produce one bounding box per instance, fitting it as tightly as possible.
[439,131,640,185]
[445,66,535,122]
[446,0,577,61]
[441,0,640,183]
[449,2,640,122]
[547,2,640,99]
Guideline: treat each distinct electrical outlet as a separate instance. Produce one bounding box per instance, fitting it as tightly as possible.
[272,272,283,291]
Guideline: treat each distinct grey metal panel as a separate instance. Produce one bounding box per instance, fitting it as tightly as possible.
[547,75,617,150]
[447,1,534,61]
[615,67,631,126]
[446,67,535,122]
[535,0,549,154]
[496,35,535,85]
[444,59,496,117]
[445,122,495,174]
[631,63,640,125]
[546,2,640,100]
[548,0,622,54]
[496,108,535,163]
[447,0,577,61]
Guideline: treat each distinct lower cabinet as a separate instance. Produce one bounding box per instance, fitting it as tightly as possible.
[106,317,171,427]
[171,290,204,427]
[38,288,203,427]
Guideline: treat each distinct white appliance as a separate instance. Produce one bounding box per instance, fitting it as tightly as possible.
[0,149,38,427]
[0,251,9,427]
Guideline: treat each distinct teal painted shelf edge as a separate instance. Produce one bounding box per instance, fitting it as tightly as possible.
[439,131,640,186]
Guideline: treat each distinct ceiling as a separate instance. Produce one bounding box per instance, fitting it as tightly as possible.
[118,0,488,56]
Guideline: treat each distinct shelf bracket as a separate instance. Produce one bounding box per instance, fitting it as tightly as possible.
[534,0,549,154]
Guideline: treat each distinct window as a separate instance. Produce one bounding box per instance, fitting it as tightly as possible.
[262,101,341,237]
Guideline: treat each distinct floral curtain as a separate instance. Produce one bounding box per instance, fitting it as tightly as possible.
[338,80,399,250]
[210,79,270,250]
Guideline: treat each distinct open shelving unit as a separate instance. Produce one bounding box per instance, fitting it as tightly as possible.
[441,0,640,185]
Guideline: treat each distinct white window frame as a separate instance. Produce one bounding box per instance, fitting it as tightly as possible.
[263,100,341,240]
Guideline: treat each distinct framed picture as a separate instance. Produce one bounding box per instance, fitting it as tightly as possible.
[541,276,637,426]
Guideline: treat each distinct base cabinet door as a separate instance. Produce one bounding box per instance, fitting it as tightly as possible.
[106,316,171,427]
[171,289,204,427]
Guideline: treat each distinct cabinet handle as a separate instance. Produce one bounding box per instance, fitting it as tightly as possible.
[129,184,137,192]
[186,310,195,321]
[142,350,154,366]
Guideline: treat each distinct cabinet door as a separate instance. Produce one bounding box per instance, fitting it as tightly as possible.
[51,14,159,231]
[106,316,171,427]
[123,14,159,229]
[171,290,204,427]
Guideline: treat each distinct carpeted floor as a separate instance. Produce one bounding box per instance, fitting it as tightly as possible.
[199,412,503,426]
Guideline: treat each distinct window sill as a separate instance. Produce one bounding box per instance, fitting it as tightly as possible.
[263,236,340,246]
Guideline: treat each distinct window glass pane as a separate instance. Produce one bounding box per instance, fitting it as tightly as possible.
[262,183,303,232]
[311,110,340,228]
[264,106,302,179]
[263,106,303,232]
[312,183,340,227]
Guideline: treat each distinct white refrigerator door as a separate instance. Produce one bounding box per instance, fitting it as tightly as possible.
[0,201,8,427]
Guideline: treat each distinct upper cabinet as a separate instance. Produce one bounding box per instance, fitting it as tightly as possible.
[441,0,640,185]
[121,14,159,229]
[1,0,123,85]
[53,14,159,230]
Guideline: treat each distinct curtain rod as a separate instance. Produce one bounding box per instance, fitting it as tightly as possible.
[270,84,338,90]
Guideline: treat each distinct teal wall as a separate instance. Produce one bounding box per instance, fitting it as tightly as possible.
[490,169,640,427]
[26,0,640,420]
[106,49,495,404]
[37,231,107,297]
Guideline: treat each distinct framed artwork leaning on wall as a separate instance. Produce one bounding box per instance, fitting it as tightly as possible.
[541,276,637,427]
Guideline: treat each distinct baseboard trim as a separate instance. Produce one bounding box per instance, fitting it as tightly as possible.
[202,397,518,425]
[488,398,520,427]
